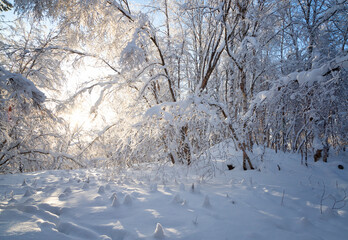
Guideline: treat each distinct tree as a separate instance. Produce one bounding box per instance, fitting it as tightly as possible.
[0,0,12,12]
[7,0,347,172]
[249,55,348,164]
[0,13,90,173]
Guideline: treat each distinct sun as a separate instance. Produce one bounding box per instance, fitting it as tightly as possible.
[67,107,93,130]
[60,56,115,131]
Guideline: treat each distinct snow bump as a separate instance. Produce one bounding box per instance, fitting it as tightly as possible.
[153,223,165,239]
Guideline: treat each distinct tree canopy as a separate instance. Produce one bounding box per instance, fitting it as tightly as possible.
[0,0,347,173]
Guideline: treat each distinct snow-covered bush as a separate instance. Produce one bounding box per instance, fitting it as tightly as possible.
[0,66,85,173]
[0,66,46,172]
[249,55,348,162]
[99,95,231,168]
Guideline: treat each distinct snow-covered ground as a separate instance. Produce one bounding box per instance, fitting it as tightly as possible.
[1,148,348,240]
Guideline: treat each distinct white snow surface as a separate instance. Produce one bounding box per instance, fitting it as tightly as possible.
[1,148,348,240]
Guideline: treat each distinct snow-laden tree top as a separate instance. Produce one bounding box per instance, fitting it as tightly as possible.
[0,66,46,106]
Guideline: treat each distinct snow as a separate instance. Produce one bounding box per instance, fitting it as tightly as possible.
[1,148,348,240]
[0,66,46,104]
[153,223,165,239]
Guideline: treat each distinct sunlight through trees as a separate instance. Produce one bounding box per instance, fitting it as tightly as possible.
[0,0,347,173]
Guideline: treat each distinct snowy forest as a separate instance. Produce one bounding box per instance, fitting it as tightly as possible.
[1,1,348,239]
[0,0,347,173]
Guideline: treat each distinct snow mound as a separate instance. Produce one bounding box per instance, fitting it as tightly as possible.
[123,194,132,206]
[98,186,105,194]
[202,195,212,208]
[153,223,165,239]
[63,187,72,194]
[109,192,117,201]
[23,188,35,197]
[172,194,184,205]
[22,179,27,186]
[82,182,89,190]
[111,195,120,208]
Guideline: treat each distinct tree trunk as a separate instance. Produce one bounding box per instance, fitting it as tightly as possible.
[241,142,254,170]
[179,125,191,165]
[212,104,255,170]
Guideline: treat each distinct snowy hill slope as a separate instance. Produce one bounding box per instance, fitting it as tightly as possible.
[0,149,348,240]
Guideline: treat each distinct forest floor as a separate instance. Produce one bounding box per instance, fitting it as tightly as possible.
[1,147,348,240]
